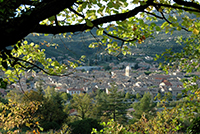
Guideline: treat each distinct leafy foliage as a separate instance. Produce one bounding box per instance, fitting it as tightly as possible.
[187,116,200,134]
[0,100,40,131]
[131,92,156,123]
[92,119,131,134]
[24,87,68,131]
[129,106,182,133]
[164,91,173,101]
[70,93,94,120]
[95,84,128,124]
[157,29,200,131]
[1,41,74,85]
[1,86,68,132]
[0,78,7,89]
[69,118,102,134]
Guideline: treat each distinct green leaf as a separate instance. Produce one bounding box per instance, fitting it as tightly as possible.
[38,126,44,131]
[86,20,94,27]
[0,78,7,89]
[96,28,104,35]
[122,51,126,55]
[25,122,31,127]
[40,19,49,25]
[161,22,168,29]
[155,26,161,31]
[107,2,113,8]
[2,61,8,69]
[48,16,55,21]
[5,70,12,75]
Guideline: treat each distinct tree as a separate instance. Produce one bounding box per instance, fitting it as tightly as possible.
[0,100,41,132]
[136,93,141,100]
[0,95,8,105]
[144,71,152,75]
[125,92,131,100]
[92,120,130,134]
[132,92,156,122]
[95,84,128,124]
[176,93,183,100]
[6,88,24,103]
[1,0,200,49]
[159,31,200,132]
[134,63,140,70]
[60,92,72,102]
[70,93,94,120]
[103,65,111,71]
[69,118,102,134]
[155,93,162,101]
[22,86,68,131]
[164,92,173,101]
[187,116,200,134]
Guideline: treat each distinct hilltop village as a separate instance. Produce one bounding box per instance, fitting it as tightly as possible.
[1,60,199,100]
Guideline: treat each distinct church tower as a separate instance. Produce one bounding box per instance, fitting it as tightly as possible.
[125,65,131,77]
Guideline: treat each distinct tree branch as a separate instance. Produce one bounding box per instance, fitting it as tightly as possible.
[33,3,151,34]
[153,3,200,13]
[0,0,76,50]
[159,11,189,32]
[10,56,74,77]
[1,0,199,51]
[21,0,36,5]
[69,7,85,18]
[144,11,163,19]
[173,0,200,10]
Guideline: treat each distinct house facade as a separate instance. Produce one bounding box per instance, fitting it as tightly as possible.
[66,88,84,95]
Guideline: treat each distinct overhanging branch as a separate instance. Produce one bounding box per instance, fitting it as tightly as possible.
[153,3,200,13]
[173,0,200,10]
[34,3,150,34]
[159,11,189,32]
[0,0,76,50]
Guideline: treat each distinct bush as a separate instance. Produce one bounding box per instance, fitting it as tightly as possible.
[69,118,102,134]
[187,116,200,134]
[144,71,152,75]
[42,122,60,131]
[103,65,111,71]
[92,120,131,134]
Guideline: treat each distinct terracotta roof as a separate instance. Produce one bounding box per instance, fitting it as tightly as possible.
[67,88,84,91]
[162,79,172,86]
[69,109,77,114]
[164,82,172,86]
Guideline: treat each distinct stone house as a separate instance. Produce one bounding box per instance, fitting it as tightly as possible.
[66,88,84,95]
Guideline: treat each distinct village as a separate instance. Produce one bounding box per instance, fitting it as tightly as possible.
[1,59,198,101]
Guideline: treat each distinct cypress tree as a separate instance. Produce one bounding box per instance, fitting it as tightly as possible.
[95,84,128,124]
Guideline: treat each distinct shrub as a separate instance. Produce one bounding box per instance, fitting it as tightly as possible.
[69,118,102,134]
[187,116,200,134]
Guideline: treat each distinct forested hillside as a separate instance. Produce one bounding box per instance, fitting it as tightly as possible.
[25,27,191,62]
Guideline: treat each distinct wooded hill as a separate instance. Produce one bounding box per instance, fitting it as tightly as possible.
[25,30,190,62]
[25,12,193,63]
